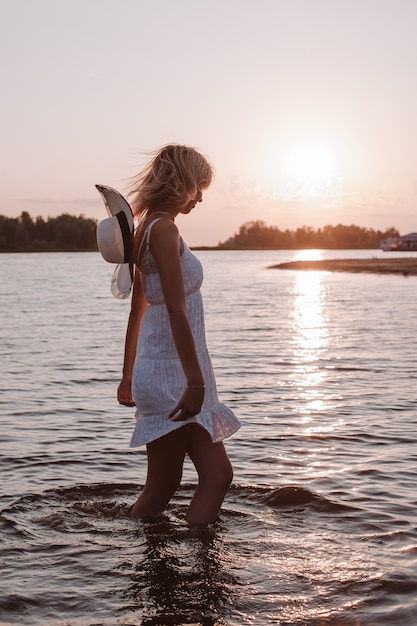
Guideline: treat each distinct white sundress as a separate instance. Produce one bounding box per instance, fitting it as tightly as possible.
[129,218,241,447]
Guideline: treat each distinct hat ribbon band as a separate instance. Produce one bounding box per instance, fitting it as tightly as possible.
[115,210,134,265]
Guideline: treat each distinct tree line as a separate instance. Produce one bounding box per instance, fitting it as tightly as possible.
[0,212,98,252]
[217,220,400,250]
[0,212,401,252]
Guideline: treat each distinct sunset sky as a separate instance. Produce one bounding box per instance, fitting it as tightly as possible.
[2,0,416,246]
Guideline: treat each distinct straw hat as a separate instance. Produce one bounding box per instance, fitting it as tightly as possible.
[96,184,134,299]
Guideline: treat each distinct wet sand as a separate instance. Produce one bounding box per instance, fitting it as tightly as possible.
[270,257,417,275]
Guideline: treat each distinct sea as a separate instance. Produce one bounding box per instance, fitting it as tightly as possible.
[1,249,417,626]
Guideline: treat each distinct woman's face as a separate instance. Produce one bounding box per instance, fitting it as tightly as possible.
[180,188,203,214]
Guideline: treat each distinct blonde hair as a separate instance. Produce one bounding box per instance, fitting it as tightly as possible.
[129,144,214,217]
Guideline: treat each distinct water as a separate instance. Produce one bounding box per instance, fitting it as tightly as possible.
[1,249,417,626]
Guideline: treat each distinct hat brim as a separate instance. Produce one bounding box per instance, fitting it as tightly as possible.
[111,263,133,300]
[95,184,134,229]
[96,184,135,298]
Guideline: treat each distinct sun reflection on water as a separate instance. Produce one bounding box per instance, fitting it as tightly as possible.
[285,268,349,483]
[289,269,334,426]
[291,270,328,365]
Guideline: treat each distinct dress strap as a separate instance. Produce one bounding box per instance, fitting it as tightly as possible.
[137,217,164,265]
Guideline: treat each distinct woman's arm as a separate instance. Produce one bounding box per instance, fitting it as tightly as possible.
[150,219,205,421]
[117,268,147,406]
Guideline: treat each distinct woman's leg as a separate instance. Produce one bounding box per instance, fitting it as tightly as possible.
[186,425,233,525]
[131,427,189,519]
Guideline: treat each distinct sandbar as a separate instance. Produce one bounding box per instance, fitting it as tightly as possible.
[270,257,417,276]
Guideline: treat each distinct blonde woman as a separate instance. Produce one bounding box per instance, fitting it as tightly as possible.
[118,145,241,524]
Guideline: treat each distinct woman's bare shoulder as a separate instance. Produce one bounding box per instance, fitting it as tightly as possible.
[149,217,179,243]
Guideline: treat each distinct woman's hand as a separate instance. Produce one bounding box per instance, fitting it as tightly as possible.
[117,377,136,407]
[169,386,205,422]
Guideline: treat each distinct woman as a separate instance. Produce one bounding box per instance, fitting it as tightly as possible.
[118,145,241,524]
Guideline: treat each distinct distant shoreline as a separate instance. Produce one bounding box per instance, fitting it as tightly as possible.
[270,257,417,276]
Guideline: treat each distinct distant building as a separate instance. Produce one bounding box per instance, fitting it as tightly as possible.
[380,232,417,251]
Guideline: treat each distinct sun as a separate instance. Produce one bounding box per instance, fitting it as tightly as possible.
[285,143,337,195]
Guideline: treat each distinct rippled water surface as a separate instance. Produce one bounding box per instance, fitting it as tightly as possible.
[1,250,417,626]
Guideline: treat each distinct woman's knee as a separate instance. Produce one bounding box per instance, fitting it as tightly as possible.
[200,458,233,494]
[188,432,234,490]
[226,461,234,487]
[218,458,234,490]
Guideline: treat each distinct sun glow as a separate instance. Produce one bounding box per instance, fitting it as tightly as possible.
[285,143,337,195]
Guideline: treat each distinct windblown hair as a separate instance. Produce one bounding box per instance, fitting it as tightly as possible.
[129,144,214,217]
